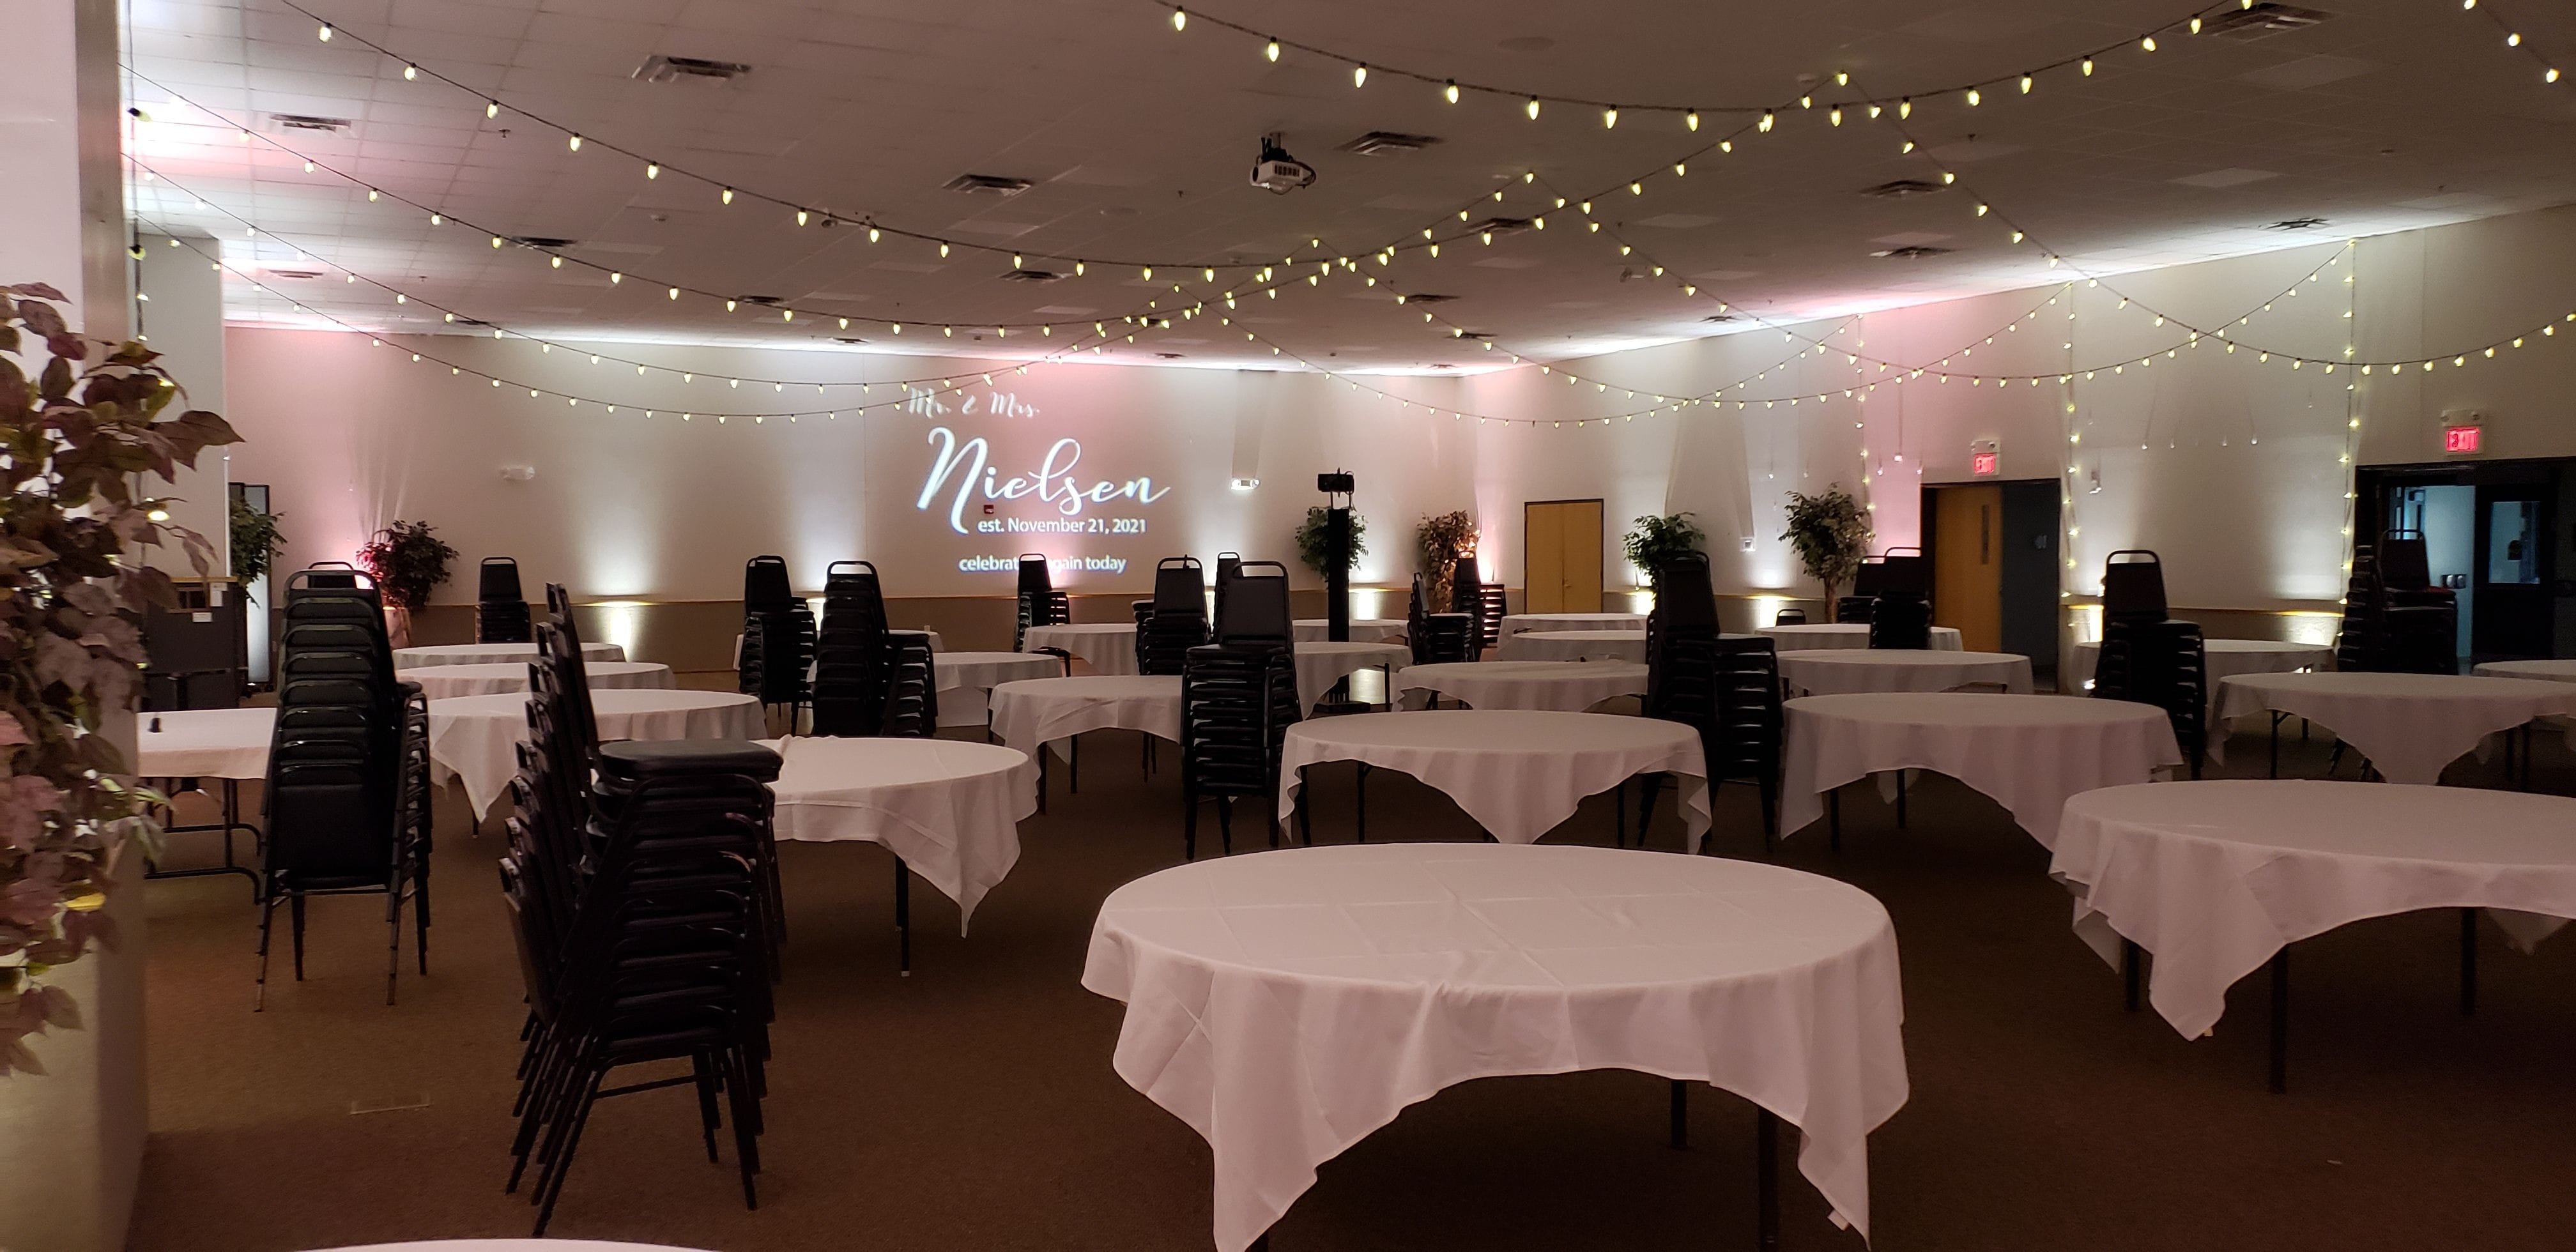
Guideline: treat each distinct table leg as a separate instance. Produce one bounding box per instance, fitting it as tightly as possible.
[1295,768,1313,847]
[1614,778,1627,848]
[2121,940,2143,1012]
[894,858,911,977]
[2269,712,2281,779]
[1895,770,1907,829]
[1827,787,1841,853]
[2460,908,2478,1018]
[2268,948,2290,1095]
[1070,732,1081,795]
[1355,763,1368,844]
[1036,747,1049,814]
[1668,1080,1688,1149]
[1755,1108,1781,1251]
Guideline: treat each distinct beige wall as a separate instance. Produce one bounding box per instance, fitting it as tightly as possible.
[226,204,2576,673]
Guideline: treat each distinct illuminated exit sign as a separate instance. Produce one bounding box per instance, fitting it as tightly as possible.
[1969,438,2001,477]
[2444,424,2483,456]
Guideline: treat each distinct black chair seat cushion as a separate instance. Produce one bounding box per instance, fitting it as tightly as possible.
[598,740,782,781]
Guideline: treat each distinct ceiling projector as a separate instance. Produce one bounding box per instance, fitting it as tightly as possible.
[1250,133,1316,194]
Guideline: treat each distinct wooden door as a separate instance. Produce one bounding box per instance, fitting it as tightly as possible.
[1931,485,2004,652]
[1522,500,1604,613]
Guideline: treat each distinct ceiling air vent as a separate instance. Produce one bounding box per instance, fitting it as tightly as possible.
[944,174,1033,196]
[1338,132,1441,156]
[2198,3,2333,40]
[1703,313,1742,323]
[738,294,783,306]
[832,336,868,346]
[450,317,492,327]
[510,236,578,249]
[268,113,352,134]
[1394,293,1455,305]
[1862,179,1944,199]
[1464,217,1533,237]
[1002,269,1066,283]
[634,55,752,84]
[2267,216,2330,231]
[1154,352,1186,360]
[266,268,325,280]
[1871,245,1954,259]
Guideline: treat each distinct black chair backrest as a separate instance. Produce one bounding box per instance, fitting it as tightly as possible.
[479,557,523,602]
[1849,555,1889,600]
[2101,550,2168,620]
[1774,607,1808,625]
[2379,531,2433,590]
[1153,557,1205,615]
[744,556,795,615]
[1876,548,1928,598]
[1215,560,1294,645]
[1652,551,1719,631]
[1016,554,1054,600]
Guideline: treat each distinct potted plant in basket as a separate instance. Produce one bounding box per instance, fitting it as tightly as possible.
[1414,510,1477,610]
[2,281,240,1074]
[1780,487,1874,618]
[1621,512,1706,587]
[356,520,457,648]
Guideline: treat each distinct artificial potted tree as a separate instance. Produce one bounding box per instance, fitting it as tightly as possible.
[1,282,240,1073]
[1622,511,1706,587]
[1414,510,1477,611]
[1781,487,1874,619]
[356,520,457,648]
[1294,505,1367,578]
[227,496,284,604]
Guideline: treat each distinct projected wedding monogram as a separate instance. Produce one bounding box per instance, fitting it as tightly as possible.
[915,425,1172,536]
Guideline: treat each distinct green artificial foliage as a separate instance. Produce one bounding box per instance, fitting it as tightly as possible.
[1621,512,1706,584]
[227,498,285,602]
[356,519,458,610]
[1781,487,1875,610]
[1295,505,1367,576]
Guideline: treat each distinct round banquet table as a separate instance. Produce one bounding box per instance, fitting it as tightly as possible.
[310,1242,714,1251]
[933,651,1066,728]
[1496,629,1648,662]
[394,660,674,701]
[1294,640,1410,710]
[427,688,767,819]
[393,641,624,668]
[137,706,273,779]
[1779,648,2034,696]
[1781,693,2181,849]
[2473,659,2576,685]
[2050,781,2576,1083]
[1496,611,1647,638]
[1276,709,1711,848]
[1757,623,1963,652]
[1397,660,1648,712]
[1022,622,1140,675]
[2215,671,2576,785]
[2072,637,2333,709]
[987,674,1181,765]
[1292,617,1407,643]
[763,736,1035,939]
[1082,843,1907,1252]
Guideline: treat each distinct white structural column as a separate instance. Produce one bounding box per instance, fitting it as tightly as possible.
[0,5,150,1252]
[134,233,231,576]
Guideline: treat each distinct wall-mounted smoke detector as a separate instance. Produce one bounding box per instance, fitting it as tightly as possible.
[2267,217,2330,231]
[634,55,752,85]
[1338,131,1441,156]
[2198,3,2333,40]
[1871,245,1954,259]
[1861,179,1944,199]
[268,113,352,134]
[1002,269,1066,283]
[943,174,1033,196]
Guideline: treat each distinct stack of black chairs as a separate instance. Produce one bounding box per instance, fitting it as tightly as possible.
[808,561,937,737]
[499,585,785,1235]
[257,567,432,1009]
[478,556,533,644]
[2336,531,2457,675]
[1452,558,1506,655]
[1012,554,1073,655]
[1407,573,1477,665]
[2089,551,2209,777]
[1866,549,1933,649]
[1837,554,1885,625]
[1135,557,1211,675]
[735,556,813,720]
[1644,554,1785,850]
[1178,561,1302,859]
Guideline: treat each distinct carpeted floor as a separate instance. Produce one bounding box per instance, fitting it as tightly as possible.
[125,719,2576,1252]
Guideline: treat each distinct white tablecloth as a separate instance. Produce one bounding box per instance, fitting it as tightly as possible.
[1294,640,1411,710]
[1497,612,1647,638]
[2051,780,2576,1038]
[1496,629,1648,662]
[1082,843,1907,1252]
[1779,649,2034,696]
[2215,672,2576,785]
[2473,660,2576,749]
[1758,624,1963,652]
[393,641,624,668]
[1278,710,1711,847]
[933,652,1066,728]
[1397,660,1648,712]
[138,707,274,779]
[1292,618,1407,643]
[1023,623,1140,675]
[988,675,1181,763]
[394,660,675,701]
[2071,638,2333,706]
[763,736,1034,931]
[315,1242,714,1251]
[1782,693,2181,848]
[427,688,767,818]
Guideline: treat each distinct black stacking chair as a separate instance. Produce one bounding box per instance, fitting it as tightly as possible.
[1633,553,1727,849]
[735,556,813,721]
[1137,557,1210,675]
[257,567,431,1009]
[1013,554,1073,656]
[2373,532,2458,675]
[811,560,890,736]
[1407,574,1476,666]
[1180,561,1301,859]
[2092,551,2208,777]
[478,557,534,644]
[1866,549,1932,649]
[1774,607,1808,626]
[1837,554,1887,625]
[1452,559,1506,655]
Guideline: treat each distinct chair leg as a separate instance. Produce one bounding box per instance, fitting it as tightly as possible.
[531,1068,607,1236]
[289,892,308,981]
[385,881,402,1007]
[1217,797,1234,856]
[253,892,277,1011]
[894,857,912,977]
[694,1053,723,1163]
[415,875,431,975]
[723,1051,762,1208]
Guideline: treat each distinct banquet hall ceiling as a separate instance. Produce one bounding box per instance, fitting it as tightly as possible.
[125,0,2576,370]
